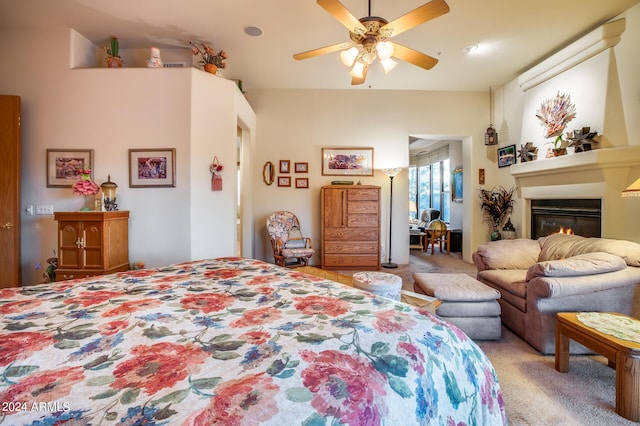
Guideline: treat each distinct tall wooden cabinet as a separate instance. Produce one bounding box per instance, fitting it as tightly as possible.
[321,185,380,270]
[54,211,130,281]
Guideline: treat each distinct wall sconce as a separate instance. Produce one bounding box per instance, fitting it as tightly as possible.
[100,175,118,211]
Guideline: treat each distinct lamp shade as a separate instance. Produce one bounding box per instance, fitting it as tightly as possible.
[382,167,401,177]
[380,58,397,74]
[622,178,640,197]
[350,61,365,78]
[340,47,358,67]
[376,41,394,60]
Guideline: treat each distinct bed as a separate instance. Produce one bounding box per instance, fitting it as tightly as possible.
[0,257,506,425]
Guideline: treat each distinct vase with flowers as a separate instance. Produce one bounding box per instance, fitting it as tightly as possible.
[189,40,227,74]
[72,169,100,211]
[536,92,577,157]
[479,186,516,241]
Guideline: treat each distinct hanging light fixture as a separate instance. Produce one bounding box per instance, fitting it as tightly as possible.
[485,86,498,146]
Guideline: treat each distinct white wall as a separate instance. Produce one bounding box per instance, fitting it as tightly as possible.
[0,28,253,285]
[249,89,488,265]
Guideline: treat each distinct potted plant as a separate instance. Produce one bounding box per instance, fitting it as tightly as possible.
[479,186,516,240]
[189,40,227,74]
[535,92,576,156]
[105,36,123,68]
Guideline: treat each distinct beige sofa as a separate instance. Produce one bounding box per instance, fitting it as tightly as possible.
[472,234,640,354]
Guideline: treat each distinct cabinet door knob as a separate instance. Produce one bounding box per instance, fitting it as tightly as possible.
[76,237,85,248]
[2,222,13,229]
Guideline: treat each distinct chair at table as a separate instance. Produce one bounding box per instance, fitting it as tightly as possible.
[266,211,315,267]
[425,219,450,255]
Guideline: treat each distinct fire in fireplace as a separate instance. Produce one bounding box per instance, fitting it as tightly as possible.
[531,199,601,239]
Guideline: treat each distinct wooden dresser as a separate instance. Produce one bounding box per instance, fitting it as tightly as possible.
[54,211,130,281]
[321,185,380,270]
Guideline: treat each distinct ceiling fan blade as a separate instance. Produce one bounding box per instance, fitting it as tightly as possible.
[293,42,352,61]
[351,66,368,85]
[381,0,450,37]
[317,0,366,34]
[392,43,439,70]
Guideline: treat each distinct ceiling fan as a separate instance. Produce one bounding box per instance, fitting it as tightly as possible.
[293,0,450,85]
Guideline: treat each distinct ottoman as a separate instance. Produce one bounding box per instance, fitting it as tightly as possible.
[413,273,501,340]
[353,271,402,301]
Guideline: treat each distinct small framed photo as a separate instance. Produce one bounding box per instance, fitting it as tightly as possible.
[279,160,290,174]
[294,162,308,173]
[322,147,374,176]
[129,148,176,188]
[278,176,291,187]
[498,145,517,168]
[295,178,309,188]
[46,149,94,187]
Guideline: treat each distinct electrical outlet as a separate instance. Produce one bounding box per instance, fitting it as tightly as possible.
[36,204,54,215]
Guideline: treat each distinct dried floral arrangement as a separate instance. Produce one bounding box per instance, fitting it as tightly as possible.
[535,92,577,149]
[479,186,516,230]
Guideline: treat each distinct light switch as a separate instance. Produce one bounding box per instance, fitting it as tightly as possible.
[36,205,54,215]
[25,204,34,215]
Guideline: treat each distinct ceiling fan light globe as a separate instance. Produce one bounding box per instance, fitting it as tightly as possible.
[340,47,358,67]
[376,41,394,60]
[350,61,365,78]
[380,58,397,73]
[362,52,376,65]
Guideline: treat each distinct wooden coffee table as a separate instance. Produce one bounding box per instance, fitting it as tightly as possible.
[555,312,640,421]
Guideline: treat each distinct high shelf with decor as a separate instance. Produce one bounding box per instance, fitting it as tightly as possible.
[321,185,380,270]
[54,211,130,281]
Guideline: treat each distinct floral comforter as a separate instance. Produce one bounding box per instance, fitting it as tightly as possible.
[0,258,506,425]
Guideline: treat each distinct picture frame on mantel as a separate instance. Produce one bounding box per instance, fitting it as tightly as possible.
[498,145,516,168]
[129,148,176,188]
[46,149,94,188]
[321,147,374,176]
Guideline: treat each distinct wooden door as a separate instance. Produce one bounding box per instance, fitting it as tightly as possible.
[0,95,21,288]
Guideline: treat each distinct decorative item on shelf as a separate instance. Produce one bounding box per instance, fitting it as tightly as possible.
[518,142,538,162]
[105,36,123,68]
[536,91,576,157]
[331,180,354,185]
[145,47,163,68]
[100,175,118,211]
[382,167,401,269]
[497,145,516,167]
[72,169,100,211]
[502,217,516,240]
[210,156,223,191]
[485,86,498,145]
[567,127,598,152]
[189,40,227,74]
[479,186,516,241]
[42,251,58,283]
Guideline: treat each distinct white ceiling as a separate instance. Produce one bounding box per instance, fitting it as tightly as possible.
[1,0,638,92]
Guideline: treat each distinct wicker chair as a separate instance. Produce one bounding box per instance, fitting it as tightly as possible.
[266,211,315,267]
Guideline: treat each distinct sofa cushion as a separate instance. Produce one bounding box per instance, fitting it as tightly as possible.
[538,234,640,266]
[475,238,541,270]
[526,252,627,281]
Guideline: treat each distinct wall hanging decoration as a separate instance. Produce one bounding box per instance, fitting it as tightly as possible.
[295,178,309,188]
[321,147,374,176]
[295,162,309,173]
[278,176,291,187]
[567,127,598,152]
[263,161,275,185]
[484,86,498,145]
[518,142,538,162]
[47,149,94,188]
[279,160,290,173]
[210,156,223,191]
[452,168,463,202]
[129,148,176,188]
[536,92,576,157]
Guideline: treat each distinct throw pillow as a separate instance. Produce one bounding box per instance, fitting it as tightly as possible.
[476,238,541,270]
[284,227,306,249]
[526,252,627,281]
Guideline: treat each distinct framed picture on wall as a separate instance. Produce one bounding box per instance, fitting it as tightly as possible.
[321,147,374,176]
[294,162,308,173]
[46,149,94,187]
[295,178,309,188]
[278,176,291,187]
[279,160,290,174]
[498,145,516,168]
[129,148,176,188]
[452,168,463,202]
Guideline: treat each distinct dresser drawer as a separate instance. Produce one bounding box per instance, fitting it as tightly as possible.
[347,214,379,227]
[348,188,379,201]
[323,255,379,269]
[324,241,379,254]
[324,228,378,241]
[348,201,378,214]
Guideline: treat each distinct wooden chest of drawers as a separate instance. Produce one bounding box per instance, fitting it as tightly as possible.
[321,185,380,269]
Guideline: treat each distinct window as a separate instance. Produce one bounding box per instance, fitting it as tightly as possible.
[409,158,450,223]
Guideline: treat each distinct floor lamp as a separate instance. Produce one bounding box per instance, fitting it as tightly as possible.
[382,168,401,269]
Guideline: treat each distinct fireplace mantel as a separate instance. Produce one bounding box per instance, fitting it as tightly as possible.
[510,147,640,180]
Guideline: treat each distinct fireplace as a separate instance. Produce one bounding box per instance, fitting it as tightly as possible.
[530,199,601,239]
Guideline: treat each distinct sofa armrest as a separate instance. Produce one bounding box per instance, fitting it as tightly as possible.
[527,267,640,299]
[472,251,489,271]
